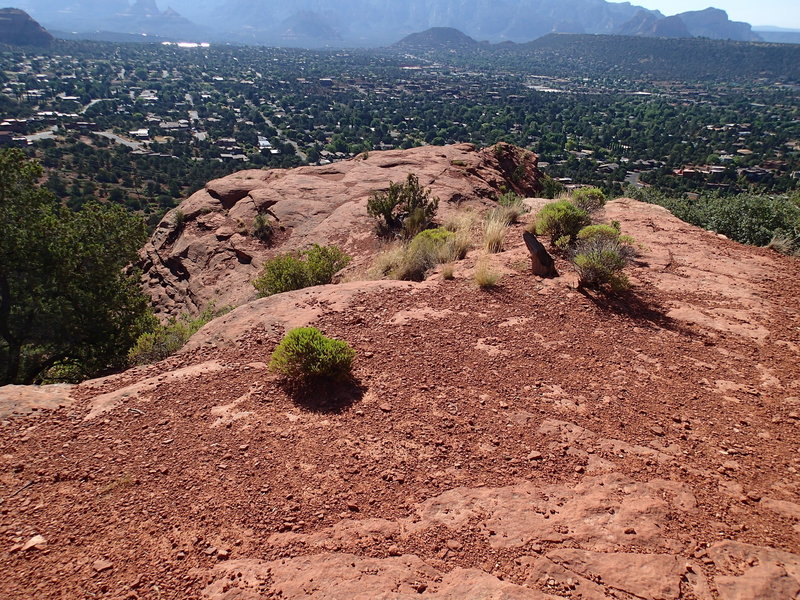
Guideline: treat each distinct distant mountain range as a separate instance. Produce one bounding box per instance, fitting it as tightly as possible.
[10,0,798,47]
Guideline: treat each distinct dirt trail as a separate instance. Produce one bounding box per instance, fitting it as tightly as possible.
[1,199,799,599]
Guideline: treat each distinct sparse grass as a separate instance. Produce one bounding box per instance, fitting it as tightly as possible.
[474,258,501,288]
[767,233,799,256]
[441,263,455,279]
[496,191,528,224]
[252,213,275,243]
[372,226,471,281]
[483,210,509,254]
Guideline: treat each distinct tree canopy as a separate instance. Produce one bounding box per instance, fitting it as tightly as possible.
[0,148,154,384]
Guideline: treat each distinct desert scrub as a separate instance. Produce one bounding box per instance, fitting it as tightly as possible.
[253,244,351,297]
[269,327,355,382]
[571,187,606,212]
[483,210,509,254]
[531,200,591,245]
[573,237,633,292]
[367,173,439,238]
[251,213,275,243]
[576,224,621,242]
[441,263,455,279]
[496,191,528,224]
[372,228,468,281]
[474,257,501,288]
[128,304,231,365]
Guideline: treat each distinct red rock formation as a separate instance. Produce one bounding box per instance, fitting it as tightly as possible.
[139,143,541,316]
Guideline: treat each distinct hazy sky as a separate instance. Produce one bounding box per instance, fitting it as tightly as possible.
[632,0,800,28]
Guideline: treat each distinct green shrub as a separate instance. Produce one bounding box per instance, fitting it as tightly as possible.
[576,224,621,242]
[129,304,231,365]
[395,228,453,281]
[252,213,275,243]
[172,209,186,229]
[367,173,439,238]
[269,327,355,382]
[573,237,632,292]
[253,245,351,297]
[532,200,591,244]
[571,187,606,212]
[627,186,800,251]
[541,175,565,199]
[304,244,352,286]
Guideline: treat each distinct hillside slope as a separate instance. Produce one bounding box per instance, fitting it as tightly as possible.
[1,187,799,597]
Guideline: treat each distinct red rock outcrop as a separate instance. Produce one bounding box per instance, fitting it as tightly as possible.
[139,143,541,316]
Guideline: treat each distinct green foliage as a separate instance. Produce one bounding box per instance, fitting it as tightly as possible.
[253,244,351,297]
[252,213,275,243]
[576,224,620,242]
[573,237,632,292]
[629,187,800,251]
[532,200,591,244]
[571,187,606,212]
[269,327,355,382]
[304,244,352,286]
[0,149,153,384]
[395,228,454,281]
[367,174,439,238]
[172,209,186,229]
[128,304,231,366]
[541,175,565,200]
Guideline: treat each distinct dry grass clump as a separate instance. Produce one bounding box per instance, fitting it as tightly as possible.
[440,263,455,280]
[474,257,502,288]
[767,233,799,256]
[483,209,509,254]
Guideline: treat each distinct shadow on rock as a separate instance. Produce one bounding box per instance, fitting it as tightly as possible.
[283,377,366,414]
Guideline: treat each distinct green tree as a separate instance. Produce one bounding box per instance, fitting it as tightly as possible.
[0,149,154,384]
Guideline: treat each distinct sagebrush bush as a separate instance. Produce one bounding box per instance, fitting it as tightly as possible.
[571,187,607,212]
[367,173,439,238]
[573,237,632,292]
[576,224,621,242]
[128,304,231,365]
[269,327,355,382]
[253,244,351,297]
[252,213,275,243]
[532,200,591,244]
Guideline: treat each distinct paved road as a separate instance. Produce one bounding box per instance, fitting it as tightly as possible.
[81,98,112,114]
[97,130,145,151]
[25,126,57,142]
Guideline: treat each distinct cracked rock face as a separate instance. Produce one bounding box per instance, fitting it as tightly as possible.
[139,143,541,317]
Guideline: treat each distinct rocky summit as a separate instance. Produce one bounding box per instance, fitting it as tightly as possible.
[1,144,799,599]
[140,143,541,316]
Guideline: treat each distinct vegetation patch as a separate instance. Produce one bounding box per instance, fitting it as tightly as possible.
[367,173,439,239]
[269,327,355,383]
[253,244,351,297]
[570,187,607,212]
[628,187,800,254]
[531,200,591,245]
[128,304,231,366]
